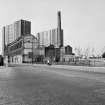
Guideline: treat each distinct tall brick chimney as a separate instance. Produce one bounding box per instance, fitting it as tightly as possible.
[58,11,61,32]
[57,11,63,47]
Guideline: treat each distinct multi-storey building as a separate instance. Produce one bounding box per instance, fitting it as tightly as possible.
[2,11,66,64]
[2,20,34,63]
[2,19,31,47]
[37,28,63,48]
[36,11,63,48]
[4,35,38,63]
[14,20,31,40]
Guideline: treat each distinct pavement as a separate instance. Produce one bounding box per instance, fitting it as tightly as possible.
[5,63,105,73]
[30,64,105,73]
[51,64,105,73]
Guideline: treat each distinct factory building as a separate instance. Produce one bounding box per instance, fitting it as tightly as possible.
[2,11,74,64]
[2,20,35,64]
[4,35,38,64]
[36,11,63,48]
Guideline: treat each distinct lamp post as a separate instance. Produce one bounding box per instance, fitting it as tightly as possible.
[32,37,33,64]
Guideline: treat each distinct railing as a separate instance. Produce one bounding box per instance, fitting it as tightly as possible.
[55,59,105,67]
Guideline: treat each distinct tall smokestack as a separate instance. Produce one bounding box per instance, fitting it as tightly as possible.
[58,11,61,30]
[57,11,63,47]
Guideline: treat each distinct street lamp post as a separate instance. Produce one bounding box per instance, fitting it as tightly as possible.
[32,37,33,64]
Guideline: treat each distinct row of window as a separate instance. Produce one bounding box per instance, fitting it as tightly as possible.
[9,41,22,51]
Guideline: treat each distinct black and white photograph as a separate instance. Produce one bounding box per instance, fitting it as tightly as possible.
[0,0,105,104]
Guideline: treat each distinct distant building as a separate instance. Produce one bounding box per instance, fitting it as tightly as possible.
[14,20,31,40]
[60,45,73,55]
[4,35,38,63]
[2,19,31,56]
[45,45,60,62]
[37,28,63,48]
[2,20,35,63]
[2,11,69,64]
[65,45,73,55]
[32,47,45,63]
[61,54,75,62]
[37,11,63,48]
[60,45,75,62]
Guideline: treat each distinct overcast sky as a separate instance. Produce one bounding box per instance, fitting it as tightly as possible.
[0,0,105,55]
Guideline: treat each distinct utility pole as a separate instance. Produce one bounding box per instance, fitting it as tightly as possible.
[32,37,33,64]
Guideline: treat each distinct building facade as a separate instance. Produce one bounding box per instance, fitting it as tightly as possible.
[4,35,38,64]
[2,19,33,63]
[60,46,75,62]
[36,11,63,48]
[65,45,73,55]
[2,19,31,47]
[45,45,60,62]
[37,28,63,48]
[2,11,68,64]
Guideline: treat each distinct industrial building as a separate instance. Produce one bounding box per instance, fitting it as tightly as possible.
[60,46,75,62]
[2,11,74,64]
[37,28,63,48]
[4,34,38,63]
[2,20,34,63]
[36,11,63,48]
[2,20,31,46]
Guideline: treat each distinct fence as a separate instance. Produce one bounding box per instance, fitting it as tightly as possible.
[56,59,105,67]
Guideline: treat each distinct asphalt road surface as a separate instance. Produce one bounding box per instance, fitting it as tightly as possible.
[0,64,105,105]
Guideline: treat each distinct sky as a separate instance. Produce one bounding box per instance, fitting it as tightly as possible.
[0,0,105,56]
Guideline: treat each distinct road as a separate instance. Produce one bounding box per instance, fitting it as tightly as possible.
[0,64,105,105]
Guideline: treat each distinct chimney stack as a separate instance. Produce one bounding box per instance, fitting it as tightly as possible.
[57,11,63,47]
[58,11,61,30]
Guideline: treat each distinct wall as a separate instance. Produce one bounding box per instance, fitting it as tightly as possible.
[9,55,22,64]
